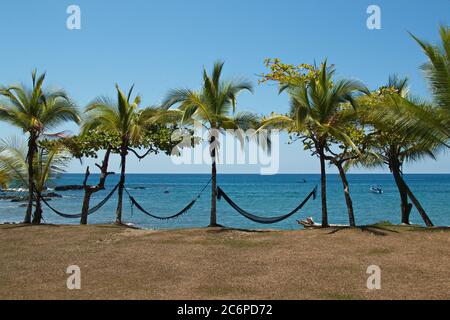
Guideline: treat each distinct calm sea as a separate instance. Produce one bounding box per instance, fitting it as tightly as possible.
[0,174,449,229]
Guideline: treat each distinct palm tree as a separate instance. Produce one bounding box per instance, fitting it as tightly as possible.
[261,61,367,227]
[394,26,450,147]
[0,137,70,223]
[0,70,80,224]
[82,84,152,224]
[322,117,371,227]
[357,76,436,226]
[412,25,450,116]
[162,61,258,227]
[34,144,70,223]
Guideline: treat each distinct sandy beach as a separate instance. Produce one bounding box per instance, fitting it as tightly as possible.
[0,223,448,300]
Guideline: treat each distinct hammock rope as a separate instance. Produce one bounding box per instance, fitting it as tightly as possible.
[36,183,120,219]
[124,178,212,220]
[217,185,318,224]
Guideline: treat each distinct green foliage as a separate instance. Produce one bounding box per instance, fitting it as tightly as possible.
[411,25,450,112]
[354,76,439,169]
[76,84,187,161]
[41,125,180,160]
[259,58,319,87]
[82,85,147,144]
[396,25,450,145]
[261,60,367,156]
[41,130,120,159]
[0,70,80,222]
[0,137,69,190]
[162,61,260,147]
[0,70,80,136]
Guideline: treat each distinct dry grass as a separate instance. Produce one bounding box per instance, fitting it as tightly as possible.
[0,223,449,300]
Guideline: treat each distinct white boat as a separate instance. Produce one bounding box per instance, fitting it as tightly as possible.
[370,185,383,194]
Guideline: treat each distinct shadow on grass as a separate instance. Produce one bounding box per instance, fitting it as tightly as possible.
[323,225,399,236]
[205,226,275,234]
[323,223,450,236]
[0,223,62,230]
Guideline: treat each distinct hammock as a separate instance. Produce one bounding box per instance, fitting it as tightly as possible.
[124,178,211,220]
[37,183,119,219]
[127,195,196,220]
[217,185,318,224]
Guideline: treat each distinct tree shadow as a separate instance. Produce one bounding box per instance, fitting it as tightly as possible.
[205,226,274,234]
[323,225,400,236]
[0,223,62,230]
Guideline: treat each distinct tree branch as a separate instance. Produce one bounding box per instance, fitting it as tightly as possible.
[83,166,91,188]
[83,146,115,193]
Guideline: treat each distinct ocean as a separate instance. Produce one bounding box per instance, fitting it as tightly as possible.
[0,174,449,229]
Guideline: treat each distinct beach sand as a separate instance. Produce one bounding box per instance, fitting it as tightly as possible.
[0,223,449,300]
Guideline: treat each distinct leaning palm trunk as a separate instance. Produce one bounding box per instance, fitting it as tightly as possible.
[116,141,127,224]
[398,174,434,227]
[336,162,356,227]
[391,165,411,224]
[390,159,433,226]
[318,147,328,227]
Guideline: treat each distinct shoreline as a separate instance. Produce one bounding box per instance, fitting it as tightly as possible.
[1,221,449,230]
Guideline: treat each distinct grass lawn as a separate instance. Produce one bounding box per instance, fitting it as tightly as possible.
[0,223,449,300]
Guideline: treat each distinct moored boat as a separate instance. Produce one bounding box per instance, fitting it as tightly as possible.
[370,185,383,194]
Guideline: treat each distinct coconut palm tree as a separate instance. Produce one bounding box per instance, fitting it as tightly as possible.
[412,25,450,115]
[82,84,154,224]
[162,61,258,227]
[33,144,70,223]
[356,76,436,226]
[0,70,80,223]
[0,137,70,223]
[261,61,367,227]
[394,26,450,146]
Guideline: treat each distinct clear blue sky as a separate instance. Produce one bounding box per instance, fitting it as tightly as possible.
[0,0,449,174]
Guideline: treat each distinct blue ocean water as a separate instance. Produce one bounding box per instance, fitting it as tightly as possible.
[0,174,449,229]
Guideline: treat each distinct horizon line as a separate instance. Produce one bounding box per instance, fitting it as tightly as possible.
[63,172,450,175]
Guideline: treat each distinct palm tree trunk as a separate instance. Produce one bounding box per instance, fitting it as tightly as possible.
[336,162,355,227]
[318,147,328,227]
[210,159,218,227]
[116,142,127,225]
[209,134,218,227]
[391,161,412,224]
[397,174,434,227]
[25,133,36,224]
[32,197,42,224]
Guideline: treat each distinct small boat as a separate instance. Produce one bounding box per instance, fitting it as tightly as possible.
[370,185,383,194]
